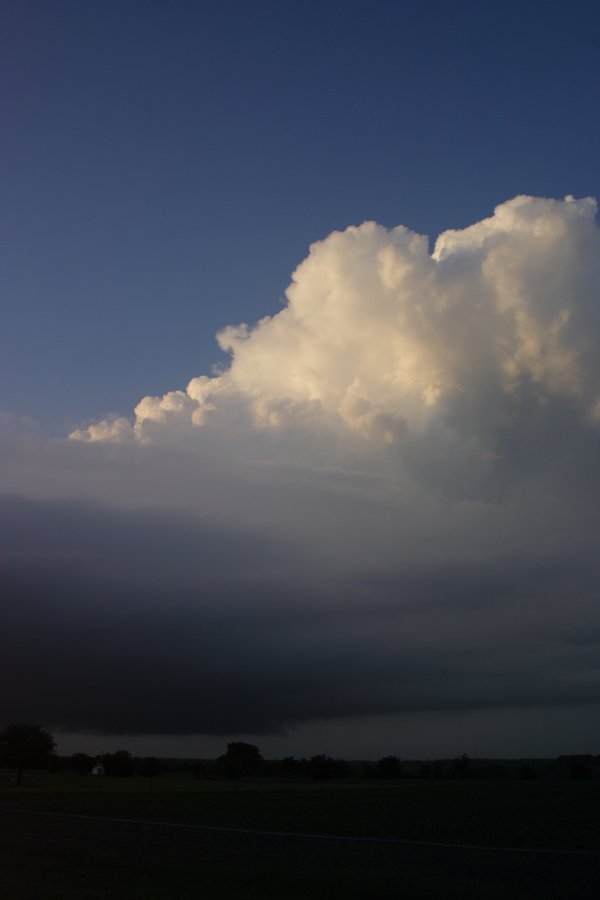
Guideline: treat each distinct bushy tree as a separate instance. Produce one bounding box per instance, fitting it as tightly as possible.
[102,750,134,777]
[217,742,263,778]
[309,754,347,780]
[0,723,56,784]
[280,756,303,777]
[453,753,472,780]
[136,756,162,781]
[71,752,95,775]
[375,755,403,778]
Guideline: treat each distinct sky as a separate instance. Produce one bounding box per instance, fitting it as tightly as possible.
[2,0,600,760]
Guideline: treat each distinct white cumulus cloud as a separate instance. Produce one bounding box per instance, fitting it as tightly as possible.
[70,195,600,498]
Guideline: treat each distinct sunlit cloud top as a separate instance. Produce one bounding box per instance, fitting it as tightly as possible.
[71,196,600,489]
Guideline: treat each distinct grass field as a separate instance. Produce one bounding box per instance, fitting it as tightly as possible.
[1,771,599,898]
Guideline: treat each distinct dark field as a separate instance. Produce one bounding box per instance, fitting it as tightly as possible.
[1,772,599,898]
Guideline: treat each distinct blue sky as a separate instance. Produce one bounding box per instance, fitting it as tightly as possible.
[3,0,600,431]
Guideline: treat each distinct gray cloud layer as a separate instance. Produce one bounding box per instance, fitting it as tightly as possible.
[2,486,599,737]
[2,196,600,744]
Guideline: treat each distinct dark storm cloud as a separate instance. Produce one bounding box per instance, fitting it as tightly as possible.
[3,495,600,736]
[1,493,287,588]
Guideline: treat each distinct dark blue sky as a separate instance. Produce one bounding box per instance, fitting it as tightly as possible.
[2,0,600,431]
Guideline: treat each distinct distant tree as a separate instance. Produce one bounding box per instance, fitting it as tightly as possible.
[218,742,263,779]
[453,753,472,780]
[102,750,134,777]
[296,758,311,777]
[136,756,162,782]
[558,755,593,780]
[280,756,302,777]
[309,754,347,780]
[432,760,446,780]
[481,763,506,780]
[0,723,56,784]
[71,752,95,775]
[376,756,403,778]
[570,762,591,780]
[227,742,262,764]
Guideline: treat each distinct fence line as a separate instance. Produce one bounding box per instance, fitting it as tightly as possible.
[1,806,598,857]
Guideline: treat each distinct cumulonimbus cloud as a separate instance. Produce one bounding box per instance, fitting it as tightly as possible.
[3,195,600,745]
[71,195,600,491]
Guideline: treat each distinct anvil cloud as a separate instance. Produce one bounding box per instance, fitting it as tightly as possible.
[3,196,600,753]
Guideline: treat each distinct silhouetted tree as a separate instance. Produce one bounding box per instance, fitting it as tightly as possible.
[137,756,162,782]
[375,756,403,778]
[570,762,591,780]
[481,763,506,779]
[309,754,347,780]
[102,750,134,777]
[453,753,472,780]
[217,742,263,778]
[280,756,303,777]
[432,760,446,779]
[0,723,56,784]
[71,752,95,775]
[558,755,594,779]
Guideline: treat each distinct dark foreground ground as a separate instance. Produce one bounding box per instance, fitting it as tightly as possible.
[1,772,599,898]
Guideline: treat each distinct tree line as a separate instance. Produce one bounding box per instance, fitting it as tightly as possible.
[2,724,598,783]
